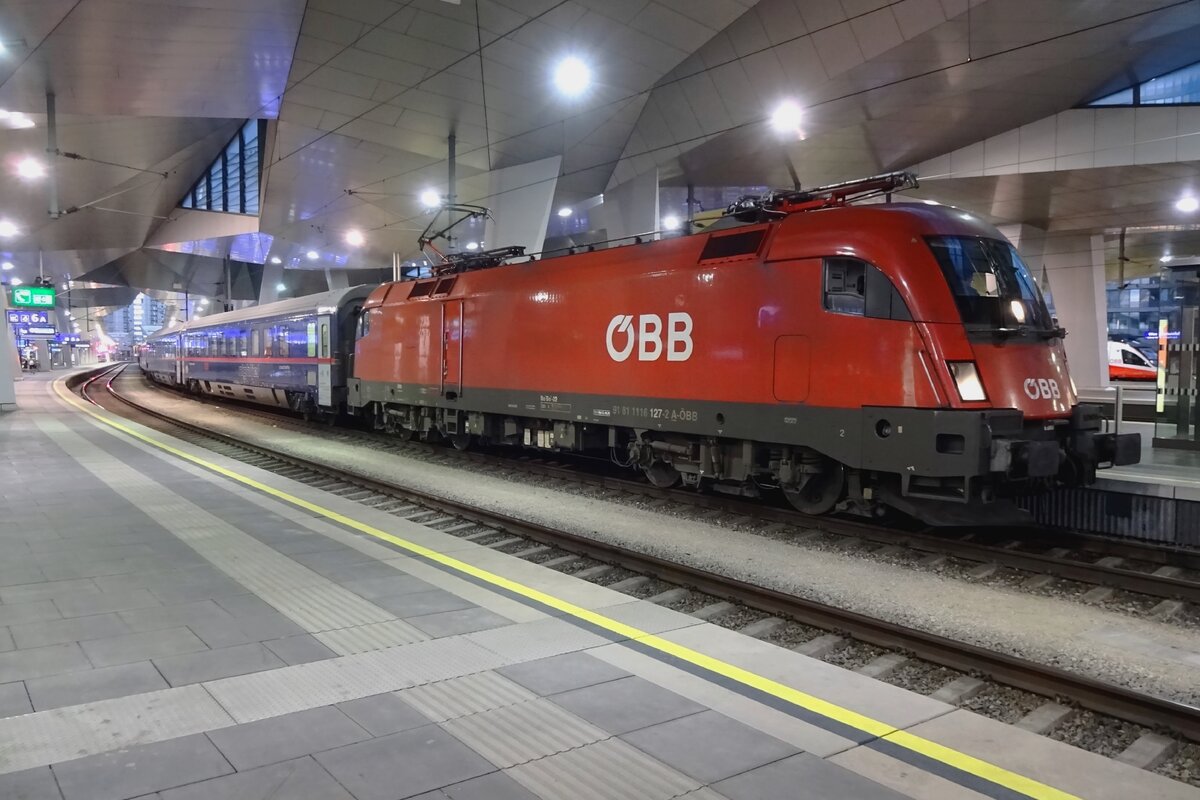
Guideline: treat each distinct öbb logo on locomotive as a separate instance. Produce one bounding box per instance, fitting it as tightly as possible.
[1023,378,1061,400]
[605,312,694,362]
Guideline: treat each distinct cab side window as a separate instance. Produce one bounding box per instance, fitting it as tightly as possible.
[356,309,370,339]
[823,257,912,322]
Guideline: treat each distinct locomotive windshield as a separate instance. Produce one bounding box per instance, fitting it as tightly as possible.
[926,236,1055,335]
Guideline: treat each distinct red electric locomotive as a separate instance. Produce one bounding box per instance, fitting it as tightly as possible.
[349,173,1138,523]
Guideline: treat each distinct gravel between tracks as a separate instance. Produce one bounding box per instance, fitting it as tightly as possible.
[118,376,1200,706]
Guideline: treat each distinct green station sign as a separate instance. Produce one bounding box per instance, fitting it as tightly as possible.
[10,286,55,308]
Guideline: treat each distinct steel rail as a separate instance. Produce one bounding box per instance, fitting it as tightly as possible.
[82,364,1200,742]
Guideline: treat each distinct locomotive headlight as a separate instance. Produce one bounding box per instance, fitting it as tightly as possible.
[948,361,987,402]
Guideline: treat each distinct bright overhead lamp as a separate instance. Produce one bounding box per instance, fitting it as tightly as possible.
[276,283,286,292]
[0,219,18,237]
[557,207,573,217]
[1177,196,1199,213]
[305,250,319,260]
[10,277,22,285]
[770,99,804,134]
[419,189,441,208]
[344,229,365,247]
[199,298,209,306]
[553,56,591,97]
[0,261,11,271]
[465,241,479,251]
[16,157,43,179]
[661,214,681,231]
[269,255,282,264]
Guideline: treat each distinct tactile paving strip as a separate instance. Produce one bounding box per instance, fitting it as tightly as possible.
[398,671,538,722]
[442,698,608,768]
[39,418,424,656]
[507,737,724,800]
[0,685,234,775]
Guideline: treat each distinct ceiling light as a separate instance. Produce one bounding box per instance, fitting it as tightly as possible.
[1177,196,1199,213]
[269,255,282,264]
[553,56,591,97]
[344,229,365,247]
[306,250,318,260]
[199,298,209,306]
[0,219,18,237]
[465,241,479,251]
[11,277,22,285]
[276,283,286,292]
[0,261,11,271]
[557,207,573,217]
[16,157,43,179]
[662,214,681,230]
[770,100,804,134]
[419,189,441,208]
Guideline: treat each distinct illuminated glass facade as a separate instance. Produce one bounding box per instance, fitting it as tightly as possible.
[1087,61,1200,106]
[180,120,265,214]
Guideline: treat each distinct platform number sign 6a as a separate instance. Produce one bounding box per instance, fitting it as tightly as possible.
[1023,378,1060,400]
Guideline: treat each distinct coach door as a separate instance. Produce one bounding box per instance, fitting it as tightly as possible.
[175,335,184,385]
[441,300,463,399]
[317,315,332,407]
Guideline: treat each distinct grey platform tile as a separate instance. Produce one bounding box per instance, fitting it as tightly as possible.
[160,756,352,800]
[10,613,132,649]
[549,676,707,736]
[465,617,612,663]
[337,693,432,736]
[289,547,380,573]
[342,573,438,600]
[498,651,631,696]
[81,627,208,668]
[211,593,280,619]
[270,537,353,556]
[117,600,234,633]
[264,634,337,665]
[0,578,97,604]
[0,643,92,684]
[408,607,513,638]
[712,753,908,800]
[153,642,284,686]
[442,772,540,800]
[0,601,62,628]
[0,566,47,589]
[315,725,497,800]
[621,710,800,784]
[0,627,12,653]
[27,661,169,711]
[207,706,370,771]
[53,587,161,618]
[51,733,234,800]
[188,612,306,649]
[0,766,62,800]
[507,738,705,800]
[0,680,32,717]
[374,588,478,618]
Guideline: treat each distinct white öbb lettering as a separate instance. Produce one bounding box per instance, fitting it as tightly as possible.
[1023,377,1061,400]
[606,313,693,362]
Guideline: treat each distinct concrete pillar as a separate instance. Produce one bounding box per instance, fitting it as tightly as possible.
[0,289,18,410]
[34,341,50,372]
[259,260,285,304]
[325,269,349,291]
[595,168,660,243]
[480,155,561,257]
[1041,233,1109,390]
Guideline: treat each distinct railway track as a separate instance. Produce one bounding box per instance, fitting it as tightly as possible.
[76,363,1200,769]
[118,365,1200,611]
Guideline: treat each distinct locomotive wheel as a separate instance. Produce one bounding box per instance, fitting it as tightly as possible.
[643,460,681,488]
[451,433,473,451]
[784,464,846,515]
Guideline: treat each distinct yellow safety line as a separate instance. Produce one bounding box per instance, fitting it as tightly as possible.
[54,377,1078,800]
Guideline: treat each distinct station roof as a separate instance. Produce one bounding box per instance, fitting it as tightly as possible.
[0,0,1197,296]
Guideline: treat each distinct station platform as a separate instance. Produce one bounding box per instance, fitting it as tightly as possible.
[0,369,1196,800]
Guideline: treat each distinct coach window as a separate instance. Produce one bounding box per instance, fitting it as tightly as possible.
[823,257,912,322]
[306,322,317,357]
[251,328,261,356]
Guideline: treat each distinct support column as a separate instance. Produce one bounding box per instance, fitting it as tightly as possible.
[0,288,18,410]
[1040,232,1109,390]
[597,168,660,242]
[258,260,285,304]
[324,269,349,291]
[479,155,562,256]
